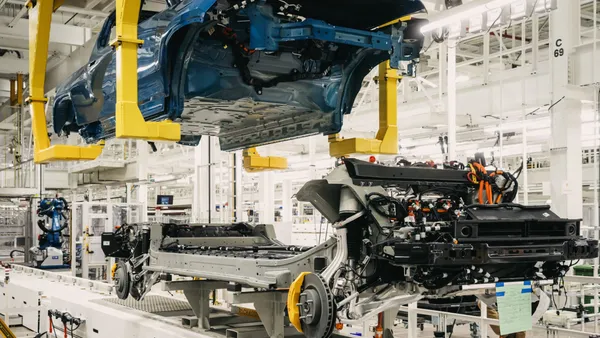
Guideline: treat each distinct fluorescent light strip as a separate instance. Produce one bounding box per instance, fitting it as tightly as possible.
[421,0,519,33]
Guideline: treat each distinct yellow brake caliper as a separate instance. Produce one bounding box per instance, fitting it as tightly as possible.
[287,272,311,333]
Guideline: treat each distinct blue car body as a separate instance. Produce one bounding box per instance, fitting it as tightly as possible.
[53,0,425,150]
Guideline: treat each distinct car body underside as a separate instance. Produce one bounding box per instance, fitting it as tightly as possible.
[52,0,426,150]
[102,159,598,337]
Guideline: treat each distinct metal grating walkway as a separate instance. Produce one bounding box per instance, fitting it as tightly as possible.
[96,295,192,313]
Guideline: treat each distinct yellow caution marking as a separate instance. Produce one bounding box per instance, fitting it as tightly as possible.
[0,316,16,338]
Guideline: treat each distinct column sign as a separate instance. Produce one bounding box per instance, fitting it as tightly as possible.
[553,38,564,58]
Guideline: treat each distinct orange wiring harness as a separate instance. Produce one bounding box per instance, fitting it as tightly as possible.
[468,162,505,205]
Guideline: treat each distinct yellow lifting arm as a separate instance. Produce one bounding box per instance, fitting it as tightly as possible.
[27,0,104,163]
[242,147,288,172]
[111,0,180,142]
[329,61,400,158]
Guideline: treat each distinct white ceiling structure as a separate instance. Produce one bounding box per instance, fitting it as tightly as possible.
[0,0,596,185]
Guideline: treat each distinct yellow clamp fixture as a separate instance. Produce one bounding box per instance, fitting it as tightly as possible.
[111,0,180,142]
[329,61,400,158]
[374,15,411,30]
[242,147,288,172]
[27,0,104,163]
[111,263,117,279]
[287,272,310,333]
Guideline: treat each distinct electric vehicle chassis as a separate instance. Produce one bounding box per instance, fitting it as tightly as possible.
[102,159,598,338]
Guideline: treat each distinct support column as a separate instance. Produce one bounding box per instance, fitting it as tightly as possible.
[280,179,292,244]
[259,171,274,224]
[483,33,490,85]
[136,141,149,221]
[126,183,133,203]
[549,0,582,219]
[438,43,447,99]
[14,74,23,188]
[192,137,210,222]
[407,301,418,338]
[308,137,317,179]
[531,14,539,74]
[382,307,398,338]
[521,18,529,205]
[106,185,112,203]
[210,137,218,223]
[183,289,211,330]
[447,38,457,161]
[234,151,245,222]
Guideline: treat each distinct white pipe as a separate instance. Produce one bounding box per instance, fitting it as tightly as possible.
[321,228,348,282]
[447,38,457,161]
[6,0,109,17]
[340,294,423,326]
[336,292,359,308]
[521,18,529,205]
[498,27,504,168]
[322,211,365,282]
[439,43,446,102]
[332,210,366,229]
[418,38,550,78]
[532,14,539,73]
[593,69,599,334]
[421,0,519,33]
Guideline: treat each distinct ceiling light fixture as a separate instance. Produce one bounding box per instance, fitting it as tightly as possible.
[421,0,557,34]
[421,0,518,33]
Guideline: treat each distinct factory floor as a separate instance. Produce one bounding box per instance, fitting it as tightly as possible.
[393,320,600,338]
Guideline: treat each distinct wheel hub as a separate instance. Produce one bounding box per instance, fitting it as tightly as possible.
[298,273,336,338]
[114,263,130,300]
[299,289,321,325]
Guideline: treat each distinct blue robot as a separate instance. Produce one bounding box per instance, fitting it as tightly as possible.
[30,197,70,268]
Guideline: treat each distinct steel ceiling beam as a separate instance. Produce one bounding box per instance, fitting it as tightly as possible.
[7,5,27,28]
[6,0,109,17]
[84,0,104,9]
[0,58,28,73]
[44,35,96,92]
[0,80,9,100]
[0,15,91,46]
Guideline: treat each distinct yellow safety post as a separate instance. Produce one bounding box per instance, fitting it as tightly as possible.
[14,74,23,184]
[242,147,288,172]
[27,0,104,163]
[15,74,22,106]
[8,79,15,106]
[111,0,180,141]
[329,61,399,157]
